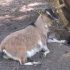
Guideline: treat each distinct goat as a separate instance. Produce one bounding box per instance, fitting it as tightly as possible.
[0,12,53,65]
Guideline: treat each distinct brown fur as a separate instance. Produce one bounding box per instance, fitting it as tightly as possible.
[0,14,52,64]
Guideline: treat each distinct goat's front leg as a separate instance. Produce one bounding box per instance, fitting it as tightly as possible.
[48,38,66,44]
[42,45,50,57]
[38,40,50,57]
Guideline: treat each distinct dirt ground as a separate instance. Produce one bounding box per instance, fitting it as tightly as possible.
[0,0,70,70]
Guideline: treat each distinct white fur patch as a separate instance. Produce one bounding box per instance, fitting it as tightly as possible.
[26,41,43,58]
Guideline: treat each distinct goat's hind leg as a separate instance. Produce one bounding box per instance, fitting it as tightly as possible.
[24,57,41,65]
[2,49,22,64]
[3,54,10,59]
[24,61,41,65]
[3,49,13,59]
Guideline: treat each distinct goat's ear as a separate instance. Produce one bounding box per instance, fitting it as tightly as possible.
[45,9,58,20]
